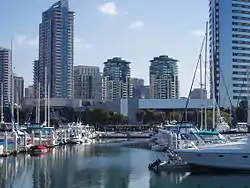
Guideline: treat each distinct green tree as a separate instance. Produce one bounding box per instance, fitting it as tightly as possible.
[135,110,146,123]
[235,99,247,122]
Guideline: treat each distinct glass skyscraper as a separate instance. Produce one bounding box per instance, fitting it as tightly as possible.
[36,0,74,98]
[209,0,250,107]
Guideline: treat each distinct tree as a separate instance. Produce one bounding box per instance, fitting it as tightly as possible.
[81,108,127,126]
[136,110,146,123]
[235,99,248,122]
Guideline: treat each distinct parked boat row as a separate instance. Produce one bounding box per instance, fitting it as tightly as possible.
[0,122,100,156]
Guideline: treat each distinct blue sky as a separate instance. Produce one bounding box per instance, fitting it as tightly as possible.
[0,0,208,97]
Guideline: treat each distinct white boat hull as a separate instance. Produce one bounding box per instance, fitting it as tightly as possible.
[176,150,250,170]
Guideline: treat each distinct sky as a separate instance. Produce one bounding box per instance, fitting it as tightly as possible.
[0,0,208,97]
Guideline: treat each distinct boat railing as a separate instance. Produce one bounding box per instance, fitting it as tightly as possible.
[173,133,199,150]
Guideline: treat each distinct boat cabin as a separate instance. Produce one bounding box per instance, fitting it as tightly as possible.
[25,124,54,137]
[193,131,228,144]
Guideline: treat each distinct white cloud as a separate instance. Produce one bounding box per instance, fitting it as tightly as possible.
[129,20,144,29]
[14,34,90,50]
[14,34,38,47]
[191,30,204,37]
[75,37,91,50]
[98,2,118,16]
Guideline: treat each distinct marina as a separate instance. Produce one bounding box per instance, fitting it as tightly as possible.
[1,140,250,188]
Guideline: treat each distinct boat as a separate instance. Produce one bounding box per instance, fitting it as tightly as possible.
[158,160,190,171]
[148,148,190,172]
[68,137,84,144]
[175,135,250,171]
[29,145,48,155]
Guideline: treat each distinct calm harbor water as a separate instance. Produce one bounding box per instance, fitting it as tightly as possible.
[0,141,250,188]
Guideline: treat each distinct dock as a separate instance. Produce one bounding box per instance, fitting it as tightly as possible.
[98,132,150,139]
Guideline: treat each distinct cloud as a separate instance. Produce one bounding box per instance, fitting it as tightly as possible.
[129,20,144,29]
[191,30,204,37]
[14,34,90,50]
[98,2,118,16]
[14,34,38,47]
[75,37,91,50]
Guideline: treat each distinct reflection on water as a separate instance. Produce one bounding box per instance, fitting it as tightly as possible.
[149,170,250,188]
[0,143,249,188]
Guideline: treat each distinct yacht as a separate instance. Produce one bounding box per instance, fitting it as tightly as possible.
[175,135,250,170]
[67,125,86,144]
[150,123,200,151]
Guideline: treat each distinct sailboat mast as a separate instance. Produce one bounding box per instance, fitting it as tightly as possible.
[247,70,250,128]
[199,54,203,130]
[44,65,47,126]
[212,52,216,129]
[35,92,38,123]
[1,82,3,123]
[11,39,15,130]
[204,21,208,130]
[47,82,50,127]
[16,91,19,125]
[38,82,40,123]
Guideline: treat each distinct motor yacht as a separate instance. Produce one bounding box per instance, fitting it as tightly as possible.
[175,135,250,171]
[150,123,201,151]
[67,125,85,144]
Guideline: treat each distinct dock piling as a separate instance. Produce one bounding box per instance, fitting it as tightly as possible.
[13,131,18,152]
[39,131,42,145]
[31,131,35,145]
[3,132,8,153]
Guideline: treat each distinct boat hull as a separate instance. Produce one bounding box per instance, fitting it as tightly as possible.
[158,162,190,171]
[31,149,48,154]
[176,150,250,171]
[68,138,84,144]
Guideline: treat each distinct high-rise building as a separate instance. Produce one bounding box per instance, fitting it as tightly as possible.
[132,78,144,88]
[33,60,39,99]
[25,85,34,98]
[209,0,250,107]
[132,78,145,98]
[149,55,179,99]
[13,75,24,104]
[37,0,74,99]
[102,57,133,100]
[0,47,12,106]
[74,65,102,100]
[190,88,207,99]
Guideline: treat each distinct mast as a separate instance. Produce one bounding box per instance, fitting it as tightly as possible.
[199,54,203,130]
[38,82,40,123]
[247,70,250,128]
[204,21,208,130]
[44,65,47,126]
[35,91,38,123]
[16,91,19,125]
[47,82,50,127]
[1,82,3,123]
[212,54,216,129]
[11,39,15,130]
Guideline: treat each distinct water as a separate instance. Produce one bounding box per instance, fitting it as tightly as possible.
[0,142,250,188]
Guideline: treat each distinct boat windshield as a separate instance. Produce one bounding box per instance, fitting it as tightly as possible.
[198,134,228,143]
